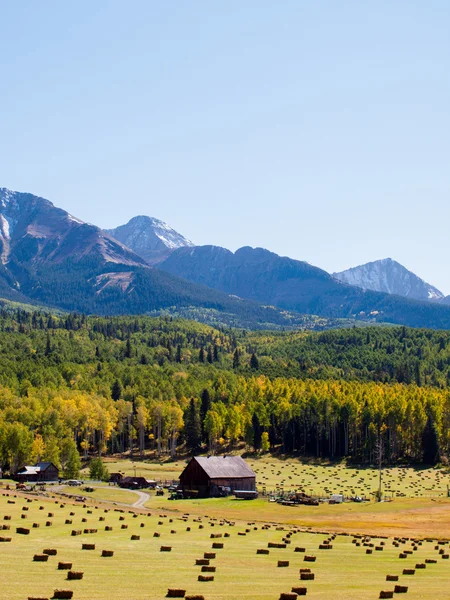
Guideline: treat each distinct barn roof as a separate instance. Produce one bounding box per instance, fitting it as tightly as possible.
[35,462,56,471]
[193,456,255,479]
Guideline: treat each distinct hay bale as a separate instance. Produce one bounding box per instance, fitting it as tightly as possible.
[166,590,186,598]
[81,543,95,550]
[415,563,426,569]
[46,521,52,527]
[304,555,316,562]
[394,585,408,594]
[105,526,113,531]
[71,530,81,536]
[212,542,223,549]
[425,559,437,564]
[33,554,49,562]
[279,594,297,600]
[16,527,30,535]
[196,559,210,565]
[0,536,12,542]
[58,562,72,570]
[131,535,140,540]
[278,560,289,567]
[153,532,161,537]
[198,575,214,582]
[291,588,307,596]
[185,596,205,600]
[379,592,394,599]
[101,550,114,557]
[386,575,398,581]
[43,549,57,556]
[402,569,415,575]
[295,547,306,552]
[201,566,216,572]
[204,552,216,559]
[257,549,269,555]
[52,591,73,599]
[121,524,128,529]
[67,571,83,580]
[65,520,72,525]
[160,546,172,552]
[300,573,315,580]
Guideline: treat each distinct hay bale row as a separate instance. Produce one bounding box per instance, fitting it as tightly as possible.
[0,536,11,542]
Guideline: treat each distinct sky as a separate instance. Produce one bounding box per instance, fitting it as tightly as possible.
[1,1,449,292]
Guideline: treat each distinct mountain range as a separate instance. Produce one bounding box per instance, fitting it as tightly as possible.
[1,186,450,330]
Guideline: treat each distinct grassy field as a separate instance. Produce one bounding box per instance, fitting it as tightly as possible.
[2,458,450,599]
[98,455,450,499]
[1,489,450,600]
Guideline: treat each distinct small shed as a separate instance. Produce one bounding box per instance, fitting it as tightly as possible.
[179,456,256,498]
[119,476,149,489]
[16,462,59,482]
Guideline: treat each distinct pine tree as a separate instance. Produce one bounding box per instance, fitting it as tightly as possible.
[252,413,262,451]
[184,398,202,453]
[200,389,212,443]
[124,338,132,359]
[199,347,205,363]
[176,344,182,363]
[233,348,240,369]
[111,379,122,401]
[422,415,440,465]
[207,347,213,364]
[250,353,259,370]
[213,344,219,362]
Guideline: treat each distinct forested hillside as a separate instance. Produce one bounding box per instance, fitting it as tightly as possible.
[0,309,448,476]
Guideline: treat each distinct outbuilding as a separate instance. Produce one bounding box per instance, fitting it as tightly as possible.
[179,456,256,498]
[16,462,59,482]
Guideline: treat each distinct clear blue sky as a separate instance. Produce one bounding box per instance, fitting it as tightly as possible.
[1,1,449,292]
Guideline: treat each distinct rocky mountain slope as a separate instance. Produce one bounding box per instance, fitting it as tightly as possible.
[158,245,450,329]
[0,188,314,328]
[333,258,444,302]
[106,216,193,264]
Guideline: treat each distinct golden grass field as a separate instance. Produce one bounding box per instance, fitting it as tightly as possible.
[1,457,450,599]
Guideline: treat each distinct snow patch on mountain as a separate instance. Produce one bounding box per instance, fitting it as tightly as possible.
[333,258,444,303]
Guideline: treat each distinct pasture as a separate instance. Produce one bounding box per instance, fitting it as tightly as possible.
[1,490,450,600]
[99,455,450,499]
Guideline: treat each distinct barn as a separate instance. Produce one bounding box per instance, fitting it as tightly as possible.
[16,462,59,482]
[179,456,256,498]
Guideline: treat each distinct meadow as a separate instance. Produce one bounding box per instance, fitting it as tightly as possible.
[1,487,450,600]
[1,458,450,599]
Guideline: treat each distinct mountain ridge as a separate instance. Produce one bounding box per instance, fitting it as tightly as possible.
[333,258,444,302]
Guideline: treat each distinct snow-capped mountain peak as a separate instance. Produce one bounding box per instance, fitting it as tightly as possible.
[333,258,444,302]
[105,215,194,264]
